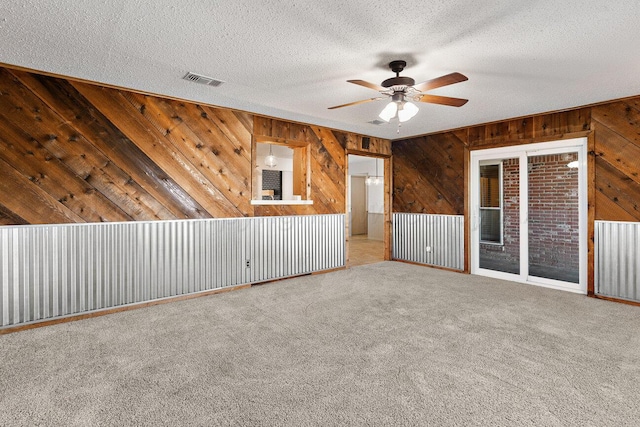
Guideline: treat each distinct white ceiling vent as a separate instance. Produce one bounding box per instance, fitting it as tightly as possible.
[183,72,224,87]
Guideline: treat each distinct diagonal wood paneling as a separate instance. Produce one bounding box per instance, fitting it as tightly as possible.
[393,97,640,225]
[5,65,638,227]
[252,117,359,216]
[0,203,27,226]
[0,114,132,223]
[71,82,245,218]
[592,100,640,221]
[8,69,207,220]
[119,92,253,215]
[0,157,85,224]
[0,66,381,225]
[392,132,466,214]
[594,157,640,221]
[0,69,133,223]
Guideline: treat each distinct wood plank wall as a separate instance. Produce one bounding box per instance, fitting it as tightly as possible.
[252,117,347,216]
[0,66,389,225]
[392,131,467,215]
[393,101,640,223]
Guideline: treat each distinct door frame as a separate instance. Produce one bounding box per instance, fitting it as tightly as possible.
[470,137,588,294]
[345,153,392,265]
[349,175,368,236]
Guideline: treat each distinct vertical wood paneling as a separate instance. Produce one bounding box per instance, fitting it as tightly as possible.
[468,118,534,147]
[533,108,591,137]
[333,131,392,156]
[587,132,596,295]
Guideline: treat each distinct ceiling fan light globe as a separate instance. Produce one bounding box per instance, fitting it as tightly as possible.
[379,101,398,122]
[398,101,419,122]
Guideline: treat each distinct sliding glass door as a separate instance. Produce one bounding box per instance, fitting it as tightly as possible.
[471,138,587,293]
[526,152,580,284]
[478,158,520,275]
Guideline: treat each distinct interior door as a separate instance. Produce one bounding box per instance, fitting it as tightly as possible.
[350,176,367,236]
[471,138,587,293]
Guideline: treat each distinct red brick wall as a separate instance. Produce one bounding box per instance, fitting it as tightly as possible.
[479,154,579,275]
[527,153,580,272]
[480,159,520,269]
[503,159,521,264]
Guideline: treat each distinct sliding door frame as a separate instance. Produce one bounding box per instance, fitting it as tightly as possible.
[470,137,588,294]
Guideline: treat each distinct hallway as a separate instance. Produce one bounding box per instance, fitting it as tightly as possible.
[348,235,384,267]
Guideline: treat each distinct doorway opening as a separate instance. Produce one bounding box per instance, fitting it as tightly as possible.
[347,155,385,267]
[470,138,587,293]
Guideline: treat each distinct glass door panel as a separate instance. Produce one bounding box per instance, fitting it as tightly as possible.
[472,138,586,293]
[527,153,580,283]
[479,158,520,274]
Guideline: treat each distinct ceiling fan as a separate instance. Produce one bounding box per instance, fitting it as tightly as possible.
[328,60,468,123]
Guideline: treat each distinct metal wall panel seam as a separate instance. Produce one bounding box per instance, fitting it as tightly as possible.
[594,220,640,302]
[392,213,464,270]
[0,215,346,327]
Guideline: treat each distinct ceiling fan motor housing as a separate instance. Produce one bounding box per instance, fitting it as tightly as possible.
[382,60,415,88]
[328,59,468,110]
[381,76,415,88]
[389,60,407,74]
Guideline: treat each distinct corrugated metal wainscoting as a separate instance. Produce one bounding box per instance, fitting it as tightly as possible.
[0,214,345,327]
[595,220,640,302]
[392,213,464,271]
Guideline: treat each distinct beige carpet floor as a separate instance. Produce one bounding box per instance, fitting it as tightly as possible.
[1,261,639,426]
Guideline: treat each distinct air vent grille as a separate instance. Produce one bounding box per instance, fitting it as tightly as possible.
[183,72,224,87]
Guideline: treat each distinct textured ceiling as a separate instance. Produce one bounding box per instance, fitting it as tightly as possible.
[1,1,639,140]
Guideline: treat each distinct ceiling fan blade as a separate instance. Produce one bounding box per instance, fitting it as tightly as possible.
[413,72,468,92]
[328,97,384,110]
[417,94,468,107]
[347,79,386,91]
